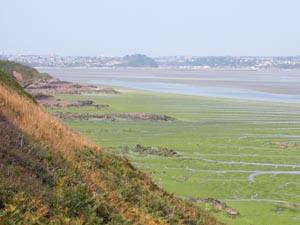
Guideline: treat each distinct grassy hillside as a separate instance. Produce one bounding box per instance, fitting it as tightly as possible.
[0,70,222,224]
[0,60,52,85]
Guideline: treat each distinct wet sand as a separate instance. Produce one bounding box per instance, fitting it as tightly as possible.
[39,67,300,102]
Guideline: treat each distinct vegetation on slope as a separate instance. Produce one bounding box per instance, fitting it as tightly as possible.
[0,60,52,85]
[0,70,36,103]
[0,70,222,224]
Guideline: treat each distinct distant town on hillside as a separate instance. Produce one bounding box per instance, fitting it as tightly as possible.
[1,54,300,70]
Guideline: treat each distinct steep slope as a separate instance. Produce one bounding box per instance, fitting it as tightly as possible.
[0,70,222,225]
[0,60,52,85]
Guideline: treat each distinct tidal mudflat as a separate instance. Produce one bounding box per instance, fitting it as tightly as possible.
[42,68,300,225]
[40,67,300,96]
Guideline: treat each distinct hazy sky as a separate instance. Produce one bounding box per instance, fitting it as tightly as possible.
[1,0,300,56]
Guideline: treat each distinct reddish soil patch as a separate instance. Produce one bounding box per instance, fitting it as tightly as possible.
[12,71,23,82]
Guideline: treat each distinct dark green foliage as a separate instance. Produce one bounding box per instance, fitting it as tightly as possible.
[122,54,158,67]
[0,181,18,210]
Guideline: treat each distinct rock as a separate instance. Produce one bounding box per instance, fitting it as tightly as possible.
[51,112,175,122]
[199,198,240,216]
[25,78,119,95]
[32,93,53,100]
[133,144,179,157]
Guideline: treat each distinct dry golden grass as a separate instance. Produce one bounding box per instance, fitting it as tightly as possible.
[0,82,223,225]
[0,84,161,224]
[0,84,97,158]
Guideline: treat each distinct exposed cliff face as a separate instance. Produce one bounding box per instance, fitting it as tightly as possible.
[0,69,222,225]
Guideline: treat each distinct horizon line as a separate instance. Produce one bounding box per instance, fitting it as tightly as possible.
[1,53,300,58]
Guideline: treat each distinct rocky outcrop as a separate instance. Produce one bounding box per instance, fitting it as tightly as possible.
[132,144,179,157]
[39,99,109,108]
[112,113,175,121]
[185,197,240,216]
[51,112,175,121]
[25,78,119,95]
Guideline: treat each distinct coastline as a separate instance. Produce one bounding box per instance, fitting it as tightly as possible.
[38,67,300,103]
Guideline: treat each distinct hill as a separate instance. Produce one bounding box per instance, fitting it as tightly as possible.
[122,54,159,67]
[0,69,222,224]
[0,60,52,85]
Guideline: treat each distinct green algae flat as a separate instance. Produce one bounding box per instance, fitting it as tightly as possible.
[53,88,300,225]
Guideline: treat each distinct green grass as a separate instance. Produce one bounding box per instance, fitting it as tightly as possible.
[52,89,300,225]
[0,70,37,103]
[0,59,51,85]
